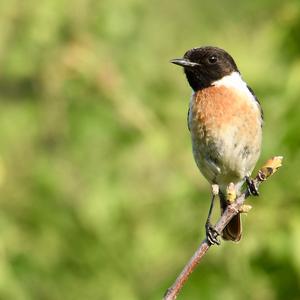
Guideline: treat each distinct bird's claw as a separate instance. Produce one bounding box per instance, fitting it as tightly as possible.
[205,223,220,245]
[246,176,259,196]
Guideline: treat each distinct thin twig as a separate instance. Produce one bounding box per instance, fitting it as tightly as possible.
[163,156,283,300]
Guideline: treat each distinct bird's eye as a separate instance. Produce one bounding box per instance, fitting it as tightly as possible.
[208,56,218,64]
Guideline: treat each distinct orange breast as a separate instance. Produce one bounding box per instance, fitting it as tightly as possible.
[190,85,261,138]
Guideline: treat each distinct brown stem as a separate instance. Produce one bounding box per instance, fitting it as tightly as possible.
[163,156,283,300]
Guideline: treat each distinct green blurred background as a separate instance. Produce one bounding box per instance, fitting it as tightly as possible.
[0,0,300,299]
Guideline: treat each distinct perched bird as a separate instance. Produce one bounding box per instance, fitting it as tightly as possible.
[171,46,263,244]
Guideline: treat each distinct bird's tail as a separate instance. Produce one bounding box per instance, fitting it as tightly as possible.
[219,191,242,242]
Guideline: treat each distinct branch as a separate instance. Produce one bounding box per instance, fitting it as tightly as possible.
[163,156,283,300]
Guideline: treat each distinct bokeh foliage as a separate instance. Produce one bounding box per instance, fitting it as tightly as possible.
[0,0,299,299]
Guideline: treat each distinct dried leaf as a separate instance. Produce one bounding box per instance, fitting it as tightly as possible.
[258,156,283,180]
[240,204,252,213]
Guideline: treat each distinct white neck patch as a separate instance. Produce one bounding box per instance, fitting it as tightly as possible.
[212,72,253,98]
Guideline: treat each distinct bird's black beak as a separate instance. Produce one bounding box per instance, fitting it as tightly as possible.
[170,58,199,68]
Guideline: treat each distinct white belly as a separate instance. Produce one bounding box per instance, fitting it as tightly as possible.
[188,73,262,191]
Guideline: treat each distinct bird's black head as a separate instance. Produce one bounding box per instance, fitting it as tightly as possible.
[171,46,239,91]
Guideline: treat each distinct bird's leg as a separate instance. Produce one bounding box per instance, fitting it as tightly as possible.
[205,184,220,245]
[245,176,259,196]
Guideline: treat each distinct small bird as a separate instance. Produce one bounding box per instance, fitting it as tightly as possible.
[171,46,263,244]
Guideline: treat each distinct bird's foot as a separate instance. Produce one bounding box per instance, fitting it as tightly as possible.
[205,222,220,245]
[246,176,259,196]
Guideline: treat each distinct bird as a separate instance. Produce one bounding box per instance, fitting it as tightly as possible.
[170,46,263,244]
